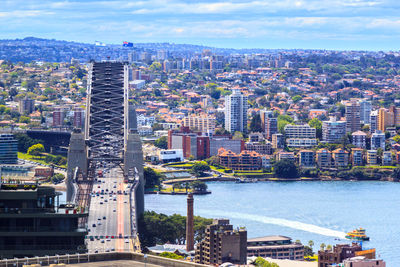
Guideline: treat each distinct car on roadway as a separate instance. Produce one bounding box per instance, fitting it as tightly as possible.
[113,209,116,212]
[101,240,105,243]
[98,222,102,225]
[92,224,96,227]
[103,216,106,219]
[125,239,129,243]
[100,202,103,205]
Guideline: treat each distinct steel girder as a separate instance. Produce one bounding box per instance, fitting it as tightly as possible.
[85,62,129,162]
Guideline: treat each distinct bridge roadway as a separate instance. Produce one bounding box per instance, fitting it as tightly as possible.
[86,166,138,253]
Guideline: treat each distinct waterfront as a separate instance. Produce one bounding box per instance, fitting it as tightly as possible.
[145,181,400,266]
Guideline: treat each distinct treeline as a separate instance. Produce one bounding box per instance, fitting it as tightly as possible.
[14,133,43,153]
[138,211,212,249]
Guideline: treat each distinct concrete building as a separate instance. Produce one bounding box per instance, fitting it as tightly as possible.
[52,108,65,127]
[73,108,85,129]
[245,142,273,155]
[260,110,277,139]
[272,133,284,149]
[284,124,316,139]
[342,256,385,267]
[316,149,332,169]
[332,148,349,168]
[247,235,304,261]
[183,115,216,134]
[218,148,264,171]
[382,151,392,166]
[322,118,346,143]
[158,149,184,163]
[359,99,372,124]
[318,243,362,267]
[209,137,244,157]
[299,150,315,168]
[367,150,378,165]
[18,98,35,114]
[0,184,88,258]
[195,219,247,265]
[224,89,248,133]
[345,101,361,133]
[351,148,364,166]
[352,131,367,149]
[0,134,18,164]
[371,130,385,150]
[370,110,378,134]
[286,138,318,148]
[277,152,295,161]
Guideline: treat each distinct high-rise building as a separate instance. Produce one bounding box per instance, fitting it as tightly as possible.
[371,130,385,150]
[18,97,35,114]
[195,219,247,265]
[378,108,394,132]
[345,101,361,133]
[272,133,284,149]
[53,108,65,127]
[260,110,277,139]
[224,89,248,133]
[183,115,216,134]
[352,131,367,149]
[370,110,378,134]
[0,134,18,164]
[284,124,316,139]
[73,108,85,129]
[359,99,371,124]
[322,118,346,143]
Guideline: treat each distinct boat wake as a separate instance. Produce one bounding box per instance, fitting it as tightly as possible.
[202,210,347,239]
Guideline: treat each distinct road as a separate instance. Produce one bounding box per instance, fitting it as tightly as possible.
[86,165,138,253]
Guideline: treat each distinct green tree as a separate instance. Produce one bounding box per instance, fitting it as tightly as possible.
[308,240,314,249]
[27,143,45,158]
[210,89,221,100]
[308,118,322,139]
[19,116,30,123]
[249,114,263,133]
[320,243,326,251]
[154,136,168,149]
[149,62,162,71]
[191,162,210,177]
[232,131,244,140]
[205,156,219,167]
[292,95,302,103]
[254,257,280,267]
[144,167,164,189]
[191,180,208,192]
[273,159,299,178]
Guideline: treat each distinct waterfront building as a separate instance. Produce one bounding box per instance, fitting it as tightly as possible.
[382,151,392,166]
[0,184,88,258]
[286,138,318,148]
[351,148,364,166]
[359,99,372,124]
[342,257,385,267]
[367,150,378,165]
[218,148,264,171]
[352,131,367,149]
[332,148,349,168]
[18,97,35,114]
[277,151,295,161]
[245,142,272,155]
[210,136,244,156]
[318,243,362,267]
[260,110,277,139]
[272,133,284,149]
[299,150,315,168]
[0,134,18,164]
[316,149,332,169]
[224,89,248,133]
[370,110,378,134]
[247,235,304,261]
[322,118,346,143]
[195,219,247,265]
[284,124,316,139]
[371,130,385,150]
[345,101,361,133]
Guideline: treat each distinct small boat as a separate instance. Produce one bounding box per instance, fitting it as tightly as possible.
[345,228,370,241]
[236,178,258,183]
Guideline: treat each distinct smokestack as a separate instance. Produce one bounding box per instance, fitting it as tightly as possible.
[186,192,194,251]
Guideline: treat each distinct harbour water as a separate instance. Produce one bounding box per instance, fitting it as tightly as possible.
[145,181,400,266]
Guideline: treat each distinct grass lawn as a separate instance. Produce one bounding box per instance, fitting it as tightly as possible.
[18,152,67,168]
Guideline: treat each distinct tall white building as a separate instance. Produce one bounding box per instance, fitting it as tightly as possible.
[225,89,248,133]
[359,99,372,124]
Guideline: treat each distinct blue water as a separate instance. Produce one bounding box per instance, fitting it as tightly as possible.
[145,181,400,266]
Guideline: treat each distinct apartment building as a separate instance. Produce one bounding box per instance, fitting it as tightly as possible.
[322,118,346,143]
[332,148,349,167]
[225,89,248,133]
[284,124,316,139]
[352,131,367,149]
[183,115,216,133]
[316,149,332,169]
[299,150,315,168]
[345,101,361,133]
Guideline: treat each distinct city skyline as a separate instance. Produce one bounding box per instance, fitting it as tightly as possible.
[1,0,400,51]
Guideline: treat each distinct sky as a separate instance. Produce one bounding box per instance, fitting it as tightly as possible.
[1,0,400,50]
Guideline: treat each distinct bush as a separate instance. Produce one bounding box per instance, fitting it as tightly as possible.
[159,252,183,260]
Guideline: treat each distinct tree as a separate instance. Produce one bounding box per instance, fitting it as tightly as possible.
[210,89,221,100]
[51,173,65,184]
[304,246,314,257]
[320,243,326,251]
[154,136,168,149]
[14,133,43,153]
[144,167,164,189]
[149,62,162,72]
[254,257,280,267]
[27,143,45,158]
[205,156,219,167]
[273,159,299,178]
[191,162,210,177]
[292,95,302,103]
[249,114,263,133]
[392,167,400,181]
[232,131,244,140]
[326,244,332,251]
[308,118,322,139]
[308,240,314,249]
[19,116,30,123]
[191,180,208,192]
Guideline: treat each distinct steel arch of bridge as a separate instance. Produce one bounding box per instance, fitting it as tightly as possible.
[84,61,129,162]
